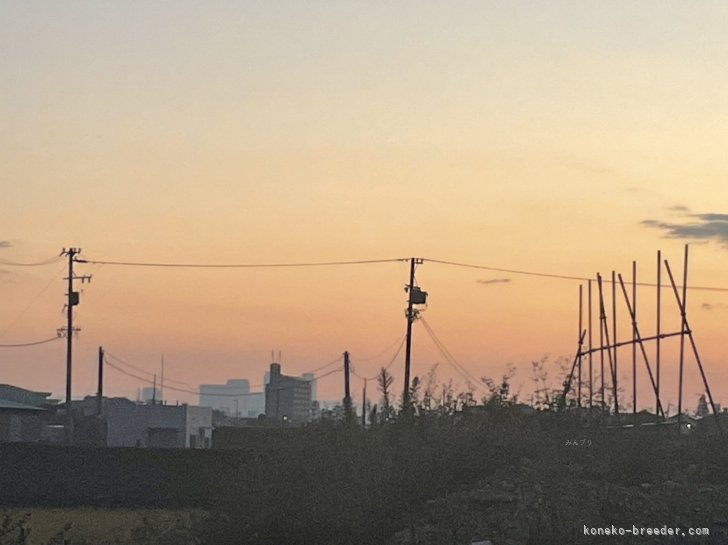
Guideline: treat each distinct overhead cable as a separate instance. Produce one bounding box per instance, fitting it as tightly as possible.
[305,355,344,374]
[0,264,67,339]
[77,257,407,268]
[0,336,61,348]
[423,258,728,293]
[419,317,488,392]
[0,256,64,267]
[105,352,195,388]
[351,337,406,381]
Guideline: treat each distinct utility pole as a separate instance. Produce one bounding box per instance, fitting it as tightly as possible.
[362,379,367,427]
[60,247,91,444]
[160,353,165,405]
[96,346,104,415]
[403,258,425,411]
[343,351,352,422]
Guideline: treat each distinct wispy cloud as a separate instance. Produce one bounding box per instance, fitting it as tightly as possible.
[667,205,690,214]
[702,303,728,311]
[477,278,511,285]
[641,208,728,247]
[561,159,615,176]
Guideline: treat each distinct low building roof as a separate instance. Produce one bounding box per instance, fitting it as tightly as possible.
[0,399,47,411]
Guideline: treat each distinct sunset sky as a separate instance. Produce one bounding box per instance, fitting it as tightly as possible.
[2,2,728,412]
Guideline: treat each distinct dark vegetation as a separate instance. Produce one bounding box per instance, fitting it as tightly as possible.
[2,363,727,544]
[3,414,727,544]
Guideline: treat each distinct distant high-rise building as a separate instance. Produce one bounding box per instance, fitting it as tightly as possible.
[265,363,313,424]
[696,394,709,418]
[141,387,161,404]
[302,373,317,402]
[199,379,264,418]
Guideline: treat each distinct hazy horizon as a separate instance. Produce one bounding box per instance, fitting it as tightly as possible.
[3,1,728,412]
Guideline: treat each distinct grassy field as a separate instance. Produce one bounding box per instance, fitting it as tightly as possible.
[1,508,205,545]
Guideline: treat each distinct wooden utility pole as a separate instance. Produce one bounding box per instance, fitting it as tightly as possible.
[343,351,352,422]
[403,258,423,410]
[61,247,91,443]
[96,346,104,415]
[362,379,367,427]
[160,353,165,405]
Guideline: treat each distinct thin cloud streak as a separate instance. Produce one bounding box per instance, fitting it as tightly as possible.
[641,209,728,247]
[476,278,512,285]
[702,303,728,311]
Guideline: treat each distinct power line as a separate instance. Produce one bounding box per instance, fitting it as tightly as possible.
[313,366,344,381]
[349,367,371,381]
[426,324,481,387]
[107,352,265,391]
[424,258,728,293]
[353,335,406,362]
[109,347,342,383]
[305,355,344,374]
[69,253,728,292]
[419,317,488,392]
[419,320,471,384]
[351,337,406,381]
[0,255,64,267]
[76,257,408,268]
[424,258,588,282]
[422,328,483,391]
[104,351,339,397]
[0,336,61,348]
[0,264,66,340]
[105,352,194,388]
[105,357,328,398]
[104,359,263,397]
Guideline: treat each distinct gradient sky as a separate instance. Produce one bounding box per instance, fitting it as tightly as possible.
[2,1,728,412]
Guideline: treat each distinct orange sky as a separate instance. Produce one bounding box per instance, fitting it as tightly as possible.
[2,2,728,412]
